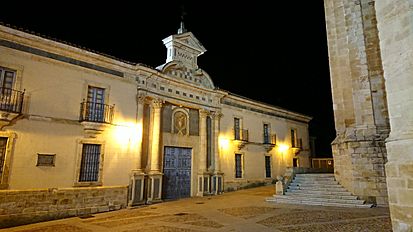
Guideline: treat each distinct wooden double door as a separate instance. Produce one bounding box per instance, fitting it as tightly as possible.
[162,146,192,200]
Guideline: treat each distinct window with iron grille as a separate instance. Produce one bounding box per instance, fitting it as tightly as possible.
[235,154,242,178]
[0,137,8,182]
[265,156,271,178]
[79,144,101,182]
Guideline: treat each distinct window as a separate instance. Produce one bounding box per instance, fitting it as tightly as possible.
[0,67,16,95]
[265,156,271,178]
[235,154,242,178]
[79,144,101,182]
[263,123,270,144]
[293,158,299,167]
[0,137,8,181]
[234,118,240,140]
[87,86,105,122]
[291,128,298,148]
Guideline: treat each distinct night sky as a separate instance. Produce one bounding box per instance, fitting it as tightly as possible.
[0,1,335,157]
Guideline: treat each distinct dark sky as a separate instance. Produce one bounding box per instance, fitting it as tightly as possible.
[0,1,335,156]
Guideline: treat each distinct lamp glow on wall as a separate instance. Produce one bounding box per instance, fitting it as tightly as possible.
[219,136,230,151]
[278,144,289,153]
[114,122,142,146]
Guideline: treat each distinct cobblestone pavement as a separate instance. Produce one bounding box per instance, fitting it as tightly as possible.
[1,186,391,232]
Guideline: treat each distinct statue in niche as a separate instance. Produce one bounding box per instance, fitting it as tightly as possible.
[174,111,187,135]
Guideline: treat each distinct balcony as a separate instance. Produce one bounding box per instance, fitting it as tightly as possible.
[292,138,303,154]
[0,88,25,128]
[263,134,277,152]
[233,129,249,150]
[79,101,114,135]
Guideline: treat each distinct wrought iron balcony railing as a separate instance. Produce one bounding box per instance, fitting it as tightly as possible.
[0,87,24,114]
[292,138,303,149]
[234,129,249,142]
[263,134,277,145]
[79,101,114,124]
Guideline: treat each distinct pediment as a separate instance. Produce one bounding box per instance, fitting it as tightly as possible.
[175,32,206,53]
[164,32,206,54]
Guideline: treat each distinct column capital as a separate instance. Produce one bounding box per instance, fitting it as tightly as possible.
[199,109,210,117]
[211,111,223,119]
[137,92,147,104]
[151,98,164,109]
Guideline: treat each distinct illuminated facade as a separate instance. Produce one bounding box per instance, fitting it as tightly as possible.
[0,24,310,221]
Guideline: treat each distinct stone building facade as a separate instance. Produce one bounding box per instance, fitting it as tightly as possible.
[324,0,413,230]
[0,24,311,226]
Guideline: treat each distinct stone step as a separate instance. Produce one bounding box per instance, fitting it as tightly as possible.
[290,183,341,188]
[295,174,335,177]
[285,192,358,200]
[266,197,373,208]
[286,189,353,195]
[293,178,337,183]
[267,173,373,208]
[288,186,347,192]
[275,195,365,205]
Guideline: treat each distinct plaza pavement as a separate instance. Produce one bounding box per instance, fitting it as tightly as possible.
[1,185,391,232]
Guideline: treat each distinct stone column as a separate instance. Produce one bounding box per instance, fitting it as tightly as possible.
[149,99,163,172]
[147,98,163,203]
[375,1,413,230]
[197,109,209,196]
[128,92,146,207]
[212,111,223,194]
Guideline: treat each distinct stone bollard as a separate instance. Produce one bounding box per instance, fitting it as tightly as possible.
[275,175,284,195]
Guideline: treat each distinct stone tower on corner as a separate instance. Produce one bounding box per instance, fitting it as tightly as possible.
[324,0,389,206]
[324,0,413,231]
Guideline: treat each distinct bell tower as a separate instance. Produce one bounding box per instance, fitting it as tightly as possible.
[162,22,206,69]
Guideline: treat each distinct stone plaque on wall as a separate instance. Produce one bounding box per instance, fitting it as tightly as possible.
[36,154,56,166]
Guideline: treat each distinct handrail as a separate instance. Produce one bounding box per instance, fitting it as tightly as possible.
[79,101,114,123]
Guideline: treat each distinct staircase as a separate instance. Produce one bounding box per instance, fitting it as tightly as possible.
[267,173,373,208]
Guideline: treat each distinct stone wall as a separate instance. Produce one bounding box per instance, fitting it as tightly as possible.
[0,186,127,228]
[375,0,413,230]
[224,179,274,192]
[332,134,388,205]
[324,0,389,206]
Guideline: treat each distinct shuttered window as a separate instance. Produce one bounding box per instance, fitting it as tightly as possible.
[0,67,16,95]
[79,144,101,182]
[234,118,240,140]
[87,86,105,122]
[263,124,270,144]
